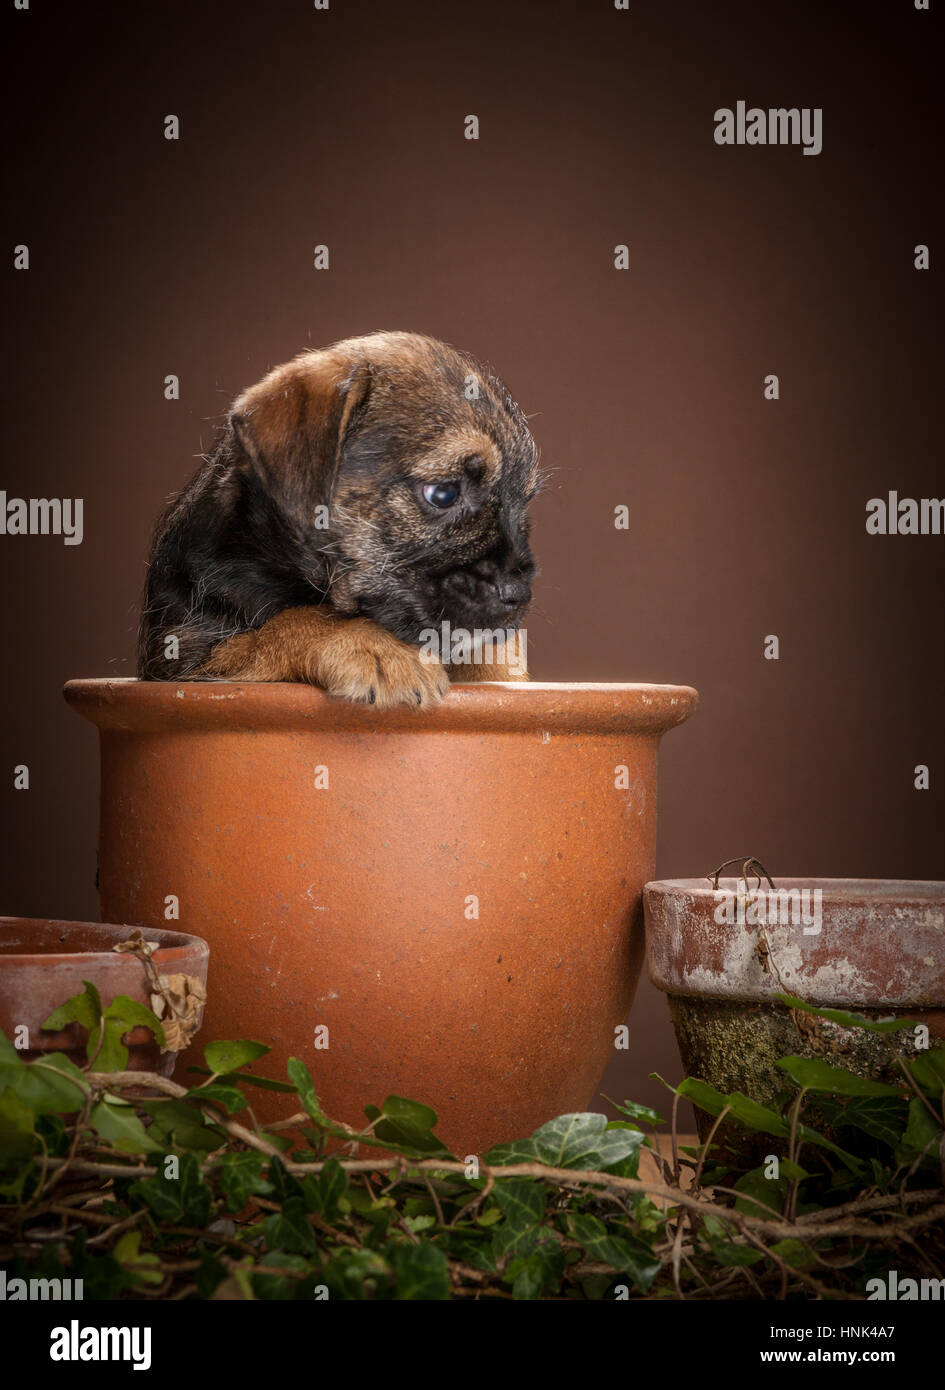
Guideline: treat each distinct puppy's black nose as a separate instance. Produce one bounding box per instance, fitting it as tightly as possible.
[496,575,531,609]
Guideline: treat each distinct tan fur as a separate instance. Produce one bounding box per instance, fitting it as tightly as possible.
[445,660,529,682]
[201,607,450,708]
[231,352,371,504]
[407,429,503,482]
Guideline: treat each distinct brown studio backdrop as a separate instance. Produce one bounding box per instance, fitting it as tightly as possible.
[1,0,942,1121]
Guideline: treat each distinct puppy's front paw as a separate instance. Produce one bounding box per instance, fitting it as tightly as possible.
[319,619,449,709]
[198,608,449,707]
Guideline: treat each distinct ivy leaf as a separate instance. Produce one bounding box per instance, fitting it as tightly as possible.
[493,1223,544,1260]
[705,1233,764,1267]
[771,1238,815,1268]
[130,1151,212,1226]
[104,997,160,1032]
[210,1263,257,1300]
[266,1156,304,1204]
[456,1238,498,1274]
[195,1251,228,1299]
[369,1095,453,1158]
[603,1095,664,1126]
[345,1188,396,1230]
[253,1251,314,1301]
[483,1137,540,1165]
[262,1197,317,1255]
[0,1031,25,1087]
[129,1176,181,1224]
[568,1212,631,1265]
[88,1099,162,1155]
[93,997,165,1072]
[140,1098,227,1153]
[863,1154,884,1181]
[476,1205,503,1228]
[491,1179,547,1259]
[390,1240,451,1299]
[322,1247,392,1300]
[68,1229,132,1300]
[733,1167,791,1217]
[774,1057,902,1097]
[204,1040,270,1075]
[286,1057,325,1121]
[113,1229,163,1286]
[91,1027,127,1074]
[0,1088,36,1167]
[13,1054,90,1114]
[186,1083,247,1115]
[775,995,914,1034]
[41,980,102,1034]
[509,1253,544,1299]
[302,1157,347,1219]
[215,1152,273,1214]
[174,1150,215,1225]
[568,1214,661,1291]
[900,1098,943,1160]
[678,1076,863,1171]
[494,1178,546,1229]
[581,1274,616,1300]
[837,1096,909,1150]
[678,1079,789,1137]
[599,1123,647,1177]
[186,1065,295,1093]
[264,1131,294,1154]
[379,1095,437,1129]
[404,1214,436,1234]
[505,1236,564,1299]
[527,1112,645,1170]
[906,1049,945,1095]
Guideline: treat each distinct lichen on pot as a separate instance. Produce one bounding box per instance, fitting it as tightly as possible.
[667,995,933,1115]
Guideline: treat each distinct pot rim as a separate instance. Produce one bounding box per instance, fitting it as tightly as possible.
[63,677,699,737]
[646,877,945,899]
[0,916,209,967]
[644,880,945,1006]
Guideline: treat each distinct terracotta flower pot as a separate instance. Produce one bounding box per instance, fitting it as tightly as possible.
[0,917,209,1076]
[64,679,697,1154]
[644,877,945,1126]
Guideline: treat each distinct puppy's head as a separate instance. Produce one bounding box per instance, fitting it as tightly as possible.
[230,331,539,640]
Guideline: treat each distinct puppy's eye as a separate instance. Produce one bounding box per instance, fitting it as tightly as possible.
[422,481,460,510]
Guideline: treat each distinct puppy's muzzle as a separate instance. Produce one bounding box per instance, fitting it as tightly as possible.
[439,557,533,626]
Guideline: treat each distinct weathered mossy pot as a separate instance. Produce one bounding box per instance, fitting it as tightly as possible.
[645,877,945,1131]
[64,678,697,1154]
[0,917,208,1076]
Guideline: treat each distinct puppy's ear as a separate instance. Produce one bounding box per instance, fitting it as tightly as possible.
[230,351,371,512]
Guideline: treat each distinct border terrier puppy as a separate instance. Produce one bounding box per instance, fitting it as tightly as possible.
[137,332,538,707]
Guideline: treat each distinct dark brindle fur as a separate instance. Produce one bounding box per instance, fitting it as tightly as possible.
[137,331,539,707]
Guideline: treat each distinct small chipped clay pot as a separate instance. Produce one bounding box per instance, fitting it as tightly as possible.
[0,917,209,1076]
[644,877,945,1127]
